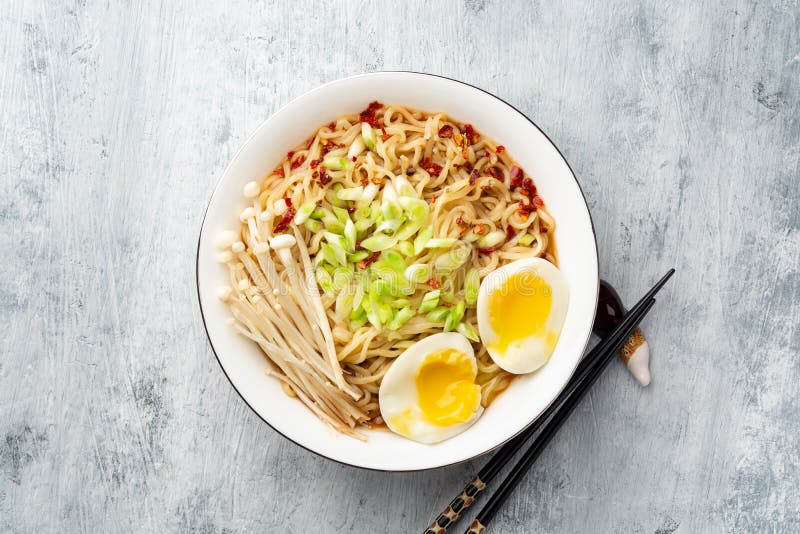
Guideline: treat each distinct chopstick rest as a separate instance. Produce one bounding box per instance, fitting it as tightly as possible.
[619,326,650,386]
[597,280,651,386]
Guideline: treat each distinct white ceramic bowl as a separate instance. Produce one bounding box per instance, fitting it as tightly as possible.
[196,72,598,471]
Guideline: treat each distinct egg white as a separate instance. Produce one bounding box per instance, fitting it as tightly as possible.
[378,333,484,444]
[476,257,569,374]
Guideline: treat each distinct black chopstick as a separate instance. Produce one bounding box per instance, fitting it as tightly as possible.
[423,269,674,534]
[464,298,657,533]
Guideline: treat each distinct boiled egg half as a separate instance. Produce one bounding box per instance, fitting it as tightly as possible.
[378,333,483,444]
[476,258,569,374]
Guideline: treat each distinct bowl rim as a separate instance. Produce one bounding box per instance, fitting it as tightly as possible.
[196,71,599,472]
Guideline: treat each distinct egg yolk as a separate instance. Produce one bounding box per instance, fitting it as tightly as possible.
[487,270,555,352]
[415,349,480,426]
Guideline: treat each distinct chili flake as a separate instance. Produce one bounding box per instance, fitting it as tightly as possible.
[477,247,496,255]
[422,159,443,176]
[273,207,296,233]
[518,201,536,216]
[290,154,306,170]
[438,124,454,138]
[357,251,381,269]
[472,224,485,235]
[469,169,479,186]
[406,167,415,176]
[359,101,383,126]
[510,165,524,188]
[464,124,475,146]
[496,145,505,153]
[427,278,441,289]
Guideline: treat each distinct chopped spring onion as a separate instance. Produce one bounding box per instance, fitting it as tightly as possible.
[347,250,369,263]
[371,268,414,296]
[425,238,457,249]
[370,201,381,220]
[381,250,406,272]
[393,175,416,197]
[397,240,415,257]
[398,197,429,221]
[395,219,424,241]
[322,156,351,171]
[330,266,353,291]
[462,228,481,242]
[349,311,368,331]
[434,245,470,271]
[347,137,365,159]
[376,302,393,324]
[336,186,364,202]
[376,217,403,235]
[519,233,536,246]
[425,306,451,323]
[323,234,347,265]
[331,206,348,225]
[394,340,416,349]
[387,306,416,330]
[464,268,480,305]
[478,230,506,248]
[418,290,440,313]
[444,301,465,332]
[316,268,334,292]
[335,291,354,320]
[319,243,342,266]
[352,280,365,310]
[413,226,433,255]
[354,217,375,234]
[358,183,379,207]
[323,218,344,234]
[360,233,398,251]
[293,202,316,225]
[456,322,480,342]
[324,189,345,209]
[363,300,382,329]
[404,263,432,284]
[344,218,357,252]
[304,219,323,233]
[309,208,326,220]
[362,122,377,150]
[381,184,402,220]
[391,298,412,308]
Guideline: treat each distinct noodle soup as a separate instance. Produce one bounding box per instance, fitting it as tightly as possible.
[216,102,558,441]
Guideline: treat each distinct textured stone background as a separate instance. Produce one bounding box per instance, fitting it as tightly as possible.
[1,1,798,532]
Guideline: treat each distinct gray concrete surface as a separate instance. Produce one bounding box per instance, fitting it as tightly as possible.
[1,0,798,532]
